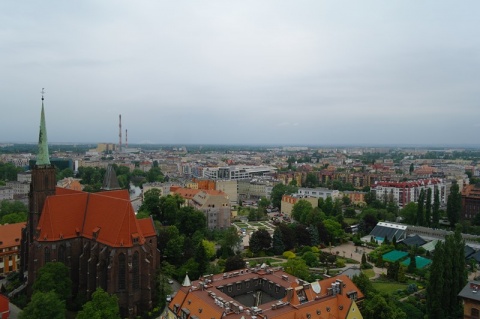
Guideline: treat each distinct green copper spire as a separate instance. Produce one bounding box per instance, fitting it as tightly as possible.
[36,89,51,166]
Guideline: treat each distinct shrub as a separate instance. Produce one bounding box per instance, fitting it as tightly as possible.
[283,251,296,259]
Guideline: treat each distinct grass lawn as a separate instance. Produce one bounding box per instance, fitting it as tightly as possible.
[344,218,358,225]
[362,269,376,278]
[372,281,408,294]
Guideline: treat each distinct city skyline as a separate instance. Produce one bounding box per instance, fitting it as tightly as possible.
[1,1,479,146]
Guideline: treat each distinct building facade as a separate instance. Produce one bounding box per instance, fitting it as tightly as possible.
[372,178,446,208]
[0,222,25,276]
[462,184,480,221]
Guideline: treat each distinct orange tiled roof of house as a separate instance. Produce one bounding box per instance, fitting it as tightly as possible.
[0,222,26,249]
[37,189,153,247]
[172,187,201,199]
[169,268,363,319]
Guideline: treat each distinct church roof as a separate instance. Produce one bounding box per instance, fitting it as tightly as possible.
[37,188,154,247]
[101,165,121,191]
[36,99,50,166]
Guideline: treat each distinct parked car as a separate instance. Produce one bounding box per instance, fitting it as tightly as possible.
[168,279,174,284]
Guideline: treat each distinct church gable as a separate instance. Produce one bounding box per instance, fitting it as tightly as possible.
[83,193,142,247]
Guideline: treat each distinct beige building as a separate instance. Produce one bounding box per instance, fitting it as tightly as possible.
[191,190,231,229]
[215,180,238,205]
[281,195,318,217]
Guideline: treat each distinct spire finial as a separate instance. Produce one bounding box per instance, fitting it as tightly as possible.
[41,88,45,101]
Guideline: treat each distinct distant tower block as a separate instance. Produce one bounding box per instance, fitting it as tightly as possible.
[126,129,128,148]
[119,114,122,152]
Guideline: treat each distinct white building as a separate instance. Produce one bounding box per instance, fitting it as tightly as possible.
[203,165,276,180]
[297,187,341,200]
[372,178,447,208]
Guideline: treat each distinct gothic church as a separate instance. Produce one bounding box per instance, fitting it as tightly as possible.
[21,95,159,318]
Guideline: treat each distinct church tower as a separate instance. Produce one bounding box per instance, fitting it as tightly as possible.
[28,90,56,245]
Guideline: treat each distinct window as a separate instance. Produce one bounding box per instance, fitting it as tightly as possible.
[472,308,480,318]
[44,247,50,263]
[58,245,66,264]
[133,252,139,290]
[118,253,126,290]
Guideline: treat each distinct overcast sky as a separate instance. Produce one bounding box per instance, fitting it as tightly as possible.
[1,1,479,146]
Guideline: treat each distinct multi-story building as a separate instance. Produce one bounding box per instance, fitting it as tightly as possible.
[17,172,32,183]
[172,187,231,229]
[372,178,446,208]
[0,222,25,276]
[0,187,14,201]
[5,181,30,197]
[462,184,480,220]
[167,268,364,319]
[298,187,340,200]
[203,165,276,180]
[238,179,276,201]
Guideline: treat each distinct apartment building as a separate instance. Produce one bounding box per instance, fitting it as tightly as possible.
[372,178,447,208]
[0,222,25,276]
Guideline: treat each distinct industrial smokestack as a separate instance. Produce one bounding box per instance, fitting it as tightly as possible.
[126,129,128,148]
[119,114,122,152]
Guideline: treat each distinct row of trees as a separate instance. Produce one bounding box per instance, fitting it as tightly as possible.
[426,226,467,319]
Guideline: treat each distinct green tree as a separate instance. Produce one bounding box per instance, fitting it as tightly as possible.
[76,287,120,319]
[194,241,209,277]
[447,182,461,227]
[399,202,417,225]
[323,196,333,215]
[302,251,319,267]
[362,293,406,319]
[352,272,376,297]
[432,188,440,228]
[416,189,425,226]
[249,229,272,254]
[283,258,311,281]
[291,199,313,223]
[33,262,72,301]
[218,227,241,257]
[176,206,206,237]
[409,163,414,175]
[304,173,319,188]
[425,188,432,227]
[224,255,246,272]
[272,227,285,255]
[270,184,297,209]
[138,188,161,219]
[0,212,27,224]
[20,291,66,319]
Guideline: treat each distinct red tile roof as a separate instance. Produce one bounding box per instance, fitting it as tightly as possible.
[169,269,363,319]
[0,222,25,249]
[37,189,154,247]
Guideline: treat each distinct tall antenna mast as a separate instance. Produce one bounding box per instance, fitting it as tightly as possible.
[119,114,122,152]
[126,129,128,148]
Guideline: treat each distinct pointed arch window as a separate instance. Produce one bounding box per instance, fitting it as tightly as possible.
[133,251,139,290]
[472,308,479,318]
[58,245,66,264]
[118,253,126,290]
[44,246,51,263]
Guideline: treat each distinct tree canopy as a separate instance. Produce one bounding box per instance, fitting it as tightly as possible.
[76,287,120,319]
